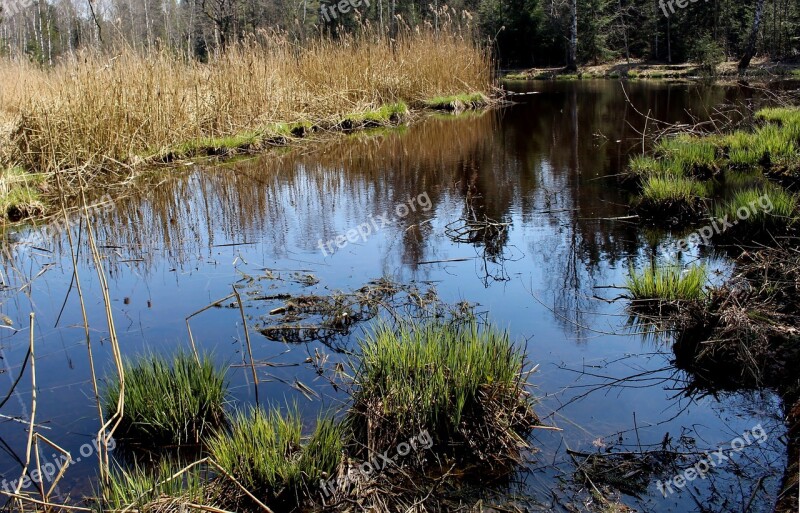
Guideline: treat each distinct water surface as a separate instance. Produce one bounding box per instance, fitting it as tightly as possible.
[0,80,789,511]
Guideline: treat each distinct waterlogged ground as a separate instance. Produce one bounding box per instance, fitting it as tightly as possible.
[0,80,793,511]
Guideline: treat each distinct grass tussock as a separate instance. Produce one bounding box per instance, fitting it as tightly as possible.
[625,264,707,302]
[100,459,211,513]
[207,407,342,508]
[638,176,708,218]
[103,352,227,451]
[2,28,490,176]
[714,185,798,232]
[348,321,538,470]
[654,135,719,174]
[423,93,488,111]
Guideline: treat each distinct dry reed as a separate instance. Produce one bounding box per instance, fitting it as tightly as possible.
[1,25,491,177]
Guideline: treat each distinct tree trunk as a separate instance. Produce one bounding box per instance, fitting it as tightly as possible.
[738,0,766,72]
[565,0,577,71]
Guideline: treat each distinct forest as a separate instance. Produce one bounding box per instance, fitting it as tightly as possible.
[1,0,798,68]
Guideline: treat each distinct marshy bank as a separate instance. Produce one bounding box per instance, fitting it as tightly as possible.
[0,25,491,224]
[621,104,800,511]
[87,322,537,513]
[1,80,794,513]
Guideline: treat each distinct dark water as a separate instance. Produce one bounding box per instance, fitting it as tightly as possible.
[0,80,790,511]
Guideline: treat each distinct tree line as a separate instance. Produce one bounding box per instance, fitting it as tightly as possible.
[0,0,798,68]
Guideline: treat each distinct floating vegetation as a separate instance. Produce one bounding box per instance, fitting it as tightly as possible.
[625,264,707,303]
[568,448,676,498]
[207,406,342,510]
[348,321,538,471]
[252,277,475,347]
[103,352,227,452]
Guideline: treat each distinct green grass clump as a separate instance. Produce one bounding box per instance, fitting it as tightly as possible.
[641,176,707,205]
[349,322,537,466]
[423,93,487,111]
[100,459,210,513]
[103,352,227,450]
[655,135,718,171]
[714,185,797,230]
[208,407,342,506]
[343,102,409,127]
[626,264,707,302]
[628,155,684,179]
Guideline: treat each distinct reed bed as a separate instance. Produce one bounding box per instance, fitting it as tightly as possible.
[2,28,491,178]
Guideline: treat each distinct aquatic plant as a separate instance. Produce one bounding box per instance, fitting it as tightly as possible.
[99,459,210,513]
[625,264,707,302]
[628,156,684,180]
[655,135,718,173]
[424,93,488,111]
[207,406,342,507]
[639,176,707,213]
[102,352,227,450]
[348,321,537,469]
[713,185,797,231]
[4,27,490,177]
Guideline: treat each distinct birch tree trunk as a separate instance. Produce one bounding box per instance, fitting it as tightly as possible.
[738,0,766,72]
[565,0,577,71]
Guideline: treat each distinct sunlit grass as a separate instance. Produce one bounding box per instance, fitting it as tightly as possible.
[100,459,210,513]
[103,352,227,450]
[655,135,718,171]
[349,321,537,465]
[626,264,707,301]
[713,185,797,230]
[424,93,488,110]
[628,156,685,179]
[641,176,707,205]
[207,406,342,506]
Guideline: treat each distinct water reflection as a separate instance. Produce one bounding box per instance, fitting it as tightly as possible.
[0,80,791,511]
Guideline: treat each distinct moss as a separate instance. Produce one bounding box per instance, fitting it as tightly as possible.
[423,93,487,111]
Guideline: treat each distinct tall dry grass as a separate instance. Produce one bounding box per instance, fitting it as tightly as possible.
[2,24,491,175]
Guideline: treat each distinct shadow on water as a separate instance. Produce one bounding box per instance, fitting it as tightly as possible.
[0,80,795,511]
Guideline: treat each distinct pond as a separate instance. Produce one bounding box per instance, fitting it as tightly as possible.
[0,79,791,512]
